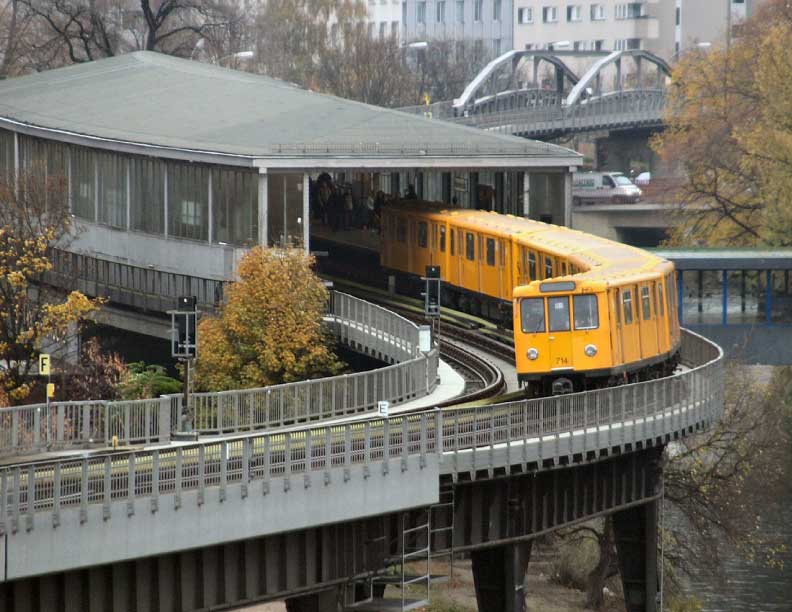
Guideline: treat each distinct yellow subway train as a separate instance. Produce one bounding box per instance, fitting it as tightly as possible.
[380,203,680,395]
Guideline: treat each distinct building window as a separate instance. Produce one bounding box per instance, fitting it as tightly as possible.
[71,146,95,221]
[615,2,645,19]
[457,0,465,23]
[417,1,426,23]
[594,39,604,50]
[130,156,164,235]
[518,7,533,23]
[566,5,582,21]
[380,21,387,36]
[493,38,501,55]
[675,6,680,25]
[402,1,407,23]
[97,151,126,228]
[392,21,399,35]
[543,6,558,22]
[590,3,605,20]
[614,37,641,50]
[437,0,446,22]
[493,0,501,20]
[367,22,375,37]
[474,0,483,21]
[168,161,209,241]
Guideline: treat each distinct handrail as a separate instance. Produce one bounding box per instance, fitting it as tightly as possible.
[0,291,438,455]
[0,330,723,531]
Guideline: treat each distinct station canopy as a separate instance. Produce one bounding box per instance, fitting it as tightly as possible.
[0,51,580,169]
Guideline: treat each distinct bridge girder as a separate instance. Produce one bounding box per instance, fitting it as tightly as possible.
[453,50,583,111]
[566,50,672,107]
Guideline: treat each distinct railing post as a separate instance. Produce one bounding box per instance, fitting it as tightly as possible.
[33,406,41,449]
[82,403,91,443]
[198,445,205,505]
[80,460,88,524]
[57,405,65,445]
[151,450,160,513]
[128,453,137,515]
[103,456,111,520]
[220,441,228,502]
[11,411,18,450]
[241,438,250,498]
[158,397,171,443]
[0,470,7,535]
[26,464,34,532]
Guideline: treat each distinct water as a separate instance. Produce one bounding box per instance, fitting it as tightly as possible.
[685,488,792,611]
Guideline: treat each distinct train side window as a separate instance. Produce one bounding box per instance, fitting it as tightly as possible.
[548,296,571,332]
[657,283,664,316]
[397,218,407,243]
[520,298,545,333]
[439,226,446,252]
[573,294,599,330]
[466,232,475,261]
[450,228,455,255]
[418,222,428,248]
[529,252,537,280]
[622,290,634,324]
[641,286,651,320]
[486,238,495,266]
[561,261,567,276]
[544,256,553,279]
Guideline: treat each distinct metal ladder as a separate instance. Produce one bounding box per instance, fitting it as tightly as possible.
[342,485,455,611]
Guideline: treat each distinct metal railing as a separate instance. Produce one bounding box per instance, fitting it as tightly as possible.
[0,330,723,531]
[0,292,438,455]
[400,90,667,138]
[46,248,228,314]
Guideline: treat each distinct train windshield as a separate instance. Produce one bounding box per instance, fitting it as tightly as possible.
[548,296,571,332]
[520,298,545,333]
[573,294,599,329]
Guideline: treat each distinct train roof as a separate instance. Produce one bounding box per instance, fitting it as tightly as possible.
[384,202,673,288]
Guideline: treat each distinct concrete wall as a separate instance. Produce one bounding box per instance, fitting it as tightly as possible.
[4,456,439,581]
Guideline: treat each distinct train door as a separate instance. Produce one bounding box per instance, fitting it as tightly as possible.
[395,215,409,273]
[480,235,499,297]
[620,286,641,363]
[498,238,508,299]
[437,223,447,276]
[547,295,574,371]
[447,225,459,287]
[460,230,478,292]
[610,288,623,366]
[639,283,658,358]
[654,280,669,354]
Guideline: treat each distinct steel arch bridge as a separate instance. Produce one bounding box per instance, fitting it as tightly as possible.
[401,50,672,140]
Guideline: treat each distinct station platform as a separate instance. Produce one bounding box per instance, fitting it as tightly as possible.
[311,223,381,254]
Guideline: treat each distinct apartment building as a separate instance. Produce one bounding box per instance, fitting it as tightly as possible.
[512,0,767,61]
[400,0,514,54]
[364,0,405,40]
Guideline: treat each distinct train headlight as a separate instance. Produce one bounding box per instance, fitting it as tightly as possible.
[527,348,539,361]
[585,344,598,357]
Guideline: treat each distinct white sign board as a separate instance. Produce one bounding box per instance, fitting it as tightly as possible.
[378,401,390,417]
[419,326,432,353]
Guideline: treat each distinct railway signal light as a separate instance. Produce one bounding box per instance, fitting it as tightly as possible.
[421,266,441,317]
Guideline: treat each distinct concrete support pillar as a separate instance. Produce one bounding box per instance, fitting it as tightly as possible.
[302,172,310,252]
[612,500,659,612]
[470,541,532,612]
[285,587,338,612]
[563,172,572,228]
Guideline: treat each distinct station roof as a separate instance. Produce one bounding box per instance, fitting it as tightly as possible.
[0,52,581,170]
[653,249,792,270]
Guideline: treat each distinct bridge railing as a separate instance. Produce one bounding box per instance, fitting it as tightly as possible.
[0,330,723,531]
[46,248,227,314]
[0,292,438,455]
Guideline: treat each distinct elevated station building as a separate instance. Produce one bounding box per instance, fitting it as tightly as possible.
[0,52,580,284]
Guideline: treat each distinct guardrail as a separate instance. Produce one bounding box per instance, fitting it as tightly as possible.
[0,330,723,531]
[400,90,666,137]
[0,292,438,456]
[46,248,227,314]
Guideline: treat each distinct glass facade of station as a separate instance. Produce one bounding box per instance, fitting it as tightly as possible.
[679,269,792,326]
[0,128,570,250]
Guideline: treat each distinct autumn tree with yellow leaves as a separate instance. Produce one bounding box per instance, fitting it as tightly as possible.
[653,0,792,246]
[0,170,101,404]
[194,247,343,392]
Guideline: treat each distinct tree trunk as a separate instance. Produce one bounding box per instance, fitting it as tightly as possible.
[586,517,616,610]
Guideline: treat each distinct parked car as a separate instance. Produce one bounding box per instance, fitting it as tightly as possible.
[572,171,642,205]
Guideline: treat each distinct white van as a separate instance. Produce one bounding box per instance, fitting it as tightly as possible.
[572,172,642,205]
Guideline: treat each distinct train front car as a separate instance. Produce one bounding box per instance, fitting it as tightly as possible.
[513,280,611,395]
